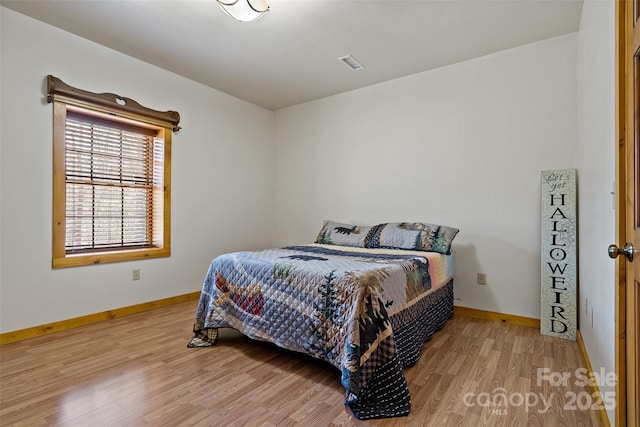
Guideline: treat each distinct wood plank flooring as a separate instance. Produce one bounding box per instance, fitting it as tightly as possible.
[0,300,601,426]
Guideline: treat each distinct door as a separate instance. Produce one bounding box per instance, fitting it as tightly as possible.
[617,2,640,425]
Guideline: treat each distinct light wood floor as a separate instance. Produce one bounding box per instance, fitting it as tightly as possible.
[1,300,601,426]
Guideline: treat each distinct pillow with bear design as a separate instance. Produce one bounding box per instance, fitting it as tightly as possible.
[315,220,371,247]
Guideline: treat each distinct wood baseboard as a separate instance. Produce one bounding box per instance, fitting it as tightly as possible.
[0,291,201,345]
[454,305,541,329]
[576,330,612,427]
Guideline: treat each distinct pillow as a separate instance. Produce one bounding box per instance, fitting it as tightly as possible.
[315,220,371,247]
[364,222,459,254]
[315,220,459,254]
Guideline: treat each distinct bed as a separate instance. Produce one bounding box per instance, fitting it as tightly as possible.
[188,221,458,420]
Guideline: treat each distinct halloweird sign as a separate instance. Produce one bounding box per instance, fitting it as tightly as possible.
[540,169,577,340]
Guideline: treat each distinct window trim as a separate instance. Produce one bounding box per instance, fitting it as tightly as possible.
[48,76,179,268]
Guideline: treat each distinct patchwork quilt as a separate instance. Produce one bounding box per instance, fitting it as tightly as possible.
[188,244,454,419]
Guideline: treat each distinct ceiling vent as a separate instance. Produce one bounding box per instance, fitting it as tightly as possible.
[338,55,365,71]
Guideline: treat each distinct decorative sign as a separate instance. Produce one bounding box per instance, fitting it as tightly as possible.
[540,169,577,340]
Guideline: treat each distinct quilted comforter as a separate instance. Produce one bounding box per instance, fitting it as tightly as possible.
[189,244,454,419]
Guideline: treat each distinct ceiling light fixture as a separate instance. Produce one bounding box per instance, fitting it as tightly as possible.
[217,0,269,22]
[338,55,365,71]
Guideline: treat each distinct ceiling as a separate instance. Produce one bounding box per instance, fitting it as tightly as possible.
[1,0,583,110]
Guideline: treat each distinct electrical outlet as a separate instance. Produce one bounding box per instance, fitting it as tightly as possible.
[477,273,487,285]
[132,269,141,281]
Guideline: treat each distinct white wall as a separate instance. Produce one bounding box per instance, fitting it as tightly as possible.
[273,34,578,319]
[0,8,275,333]
[576,1,616,424]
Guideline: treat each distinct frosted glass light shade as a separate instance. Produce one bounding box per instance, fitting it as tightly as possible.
[217,0,269,22]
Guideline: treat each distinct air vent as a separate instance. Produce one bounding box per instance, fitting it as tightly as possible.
[338,54,365,71]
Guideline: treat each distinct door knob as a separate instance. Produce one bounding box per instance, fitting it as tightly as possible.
[608,243,635,261]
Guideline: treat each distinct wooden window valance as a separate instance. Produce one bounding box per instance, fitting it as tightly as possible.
[46,75,181,132]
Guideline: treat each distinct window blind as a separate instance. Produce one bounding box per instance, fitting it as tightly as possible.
[64,111,163,253]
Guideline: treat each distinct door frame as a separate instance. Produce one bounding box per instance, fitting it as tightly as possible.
[616,1,629,425]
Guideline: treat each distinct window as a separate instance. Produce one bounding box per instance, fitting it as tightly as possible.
[48,76,180,268]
